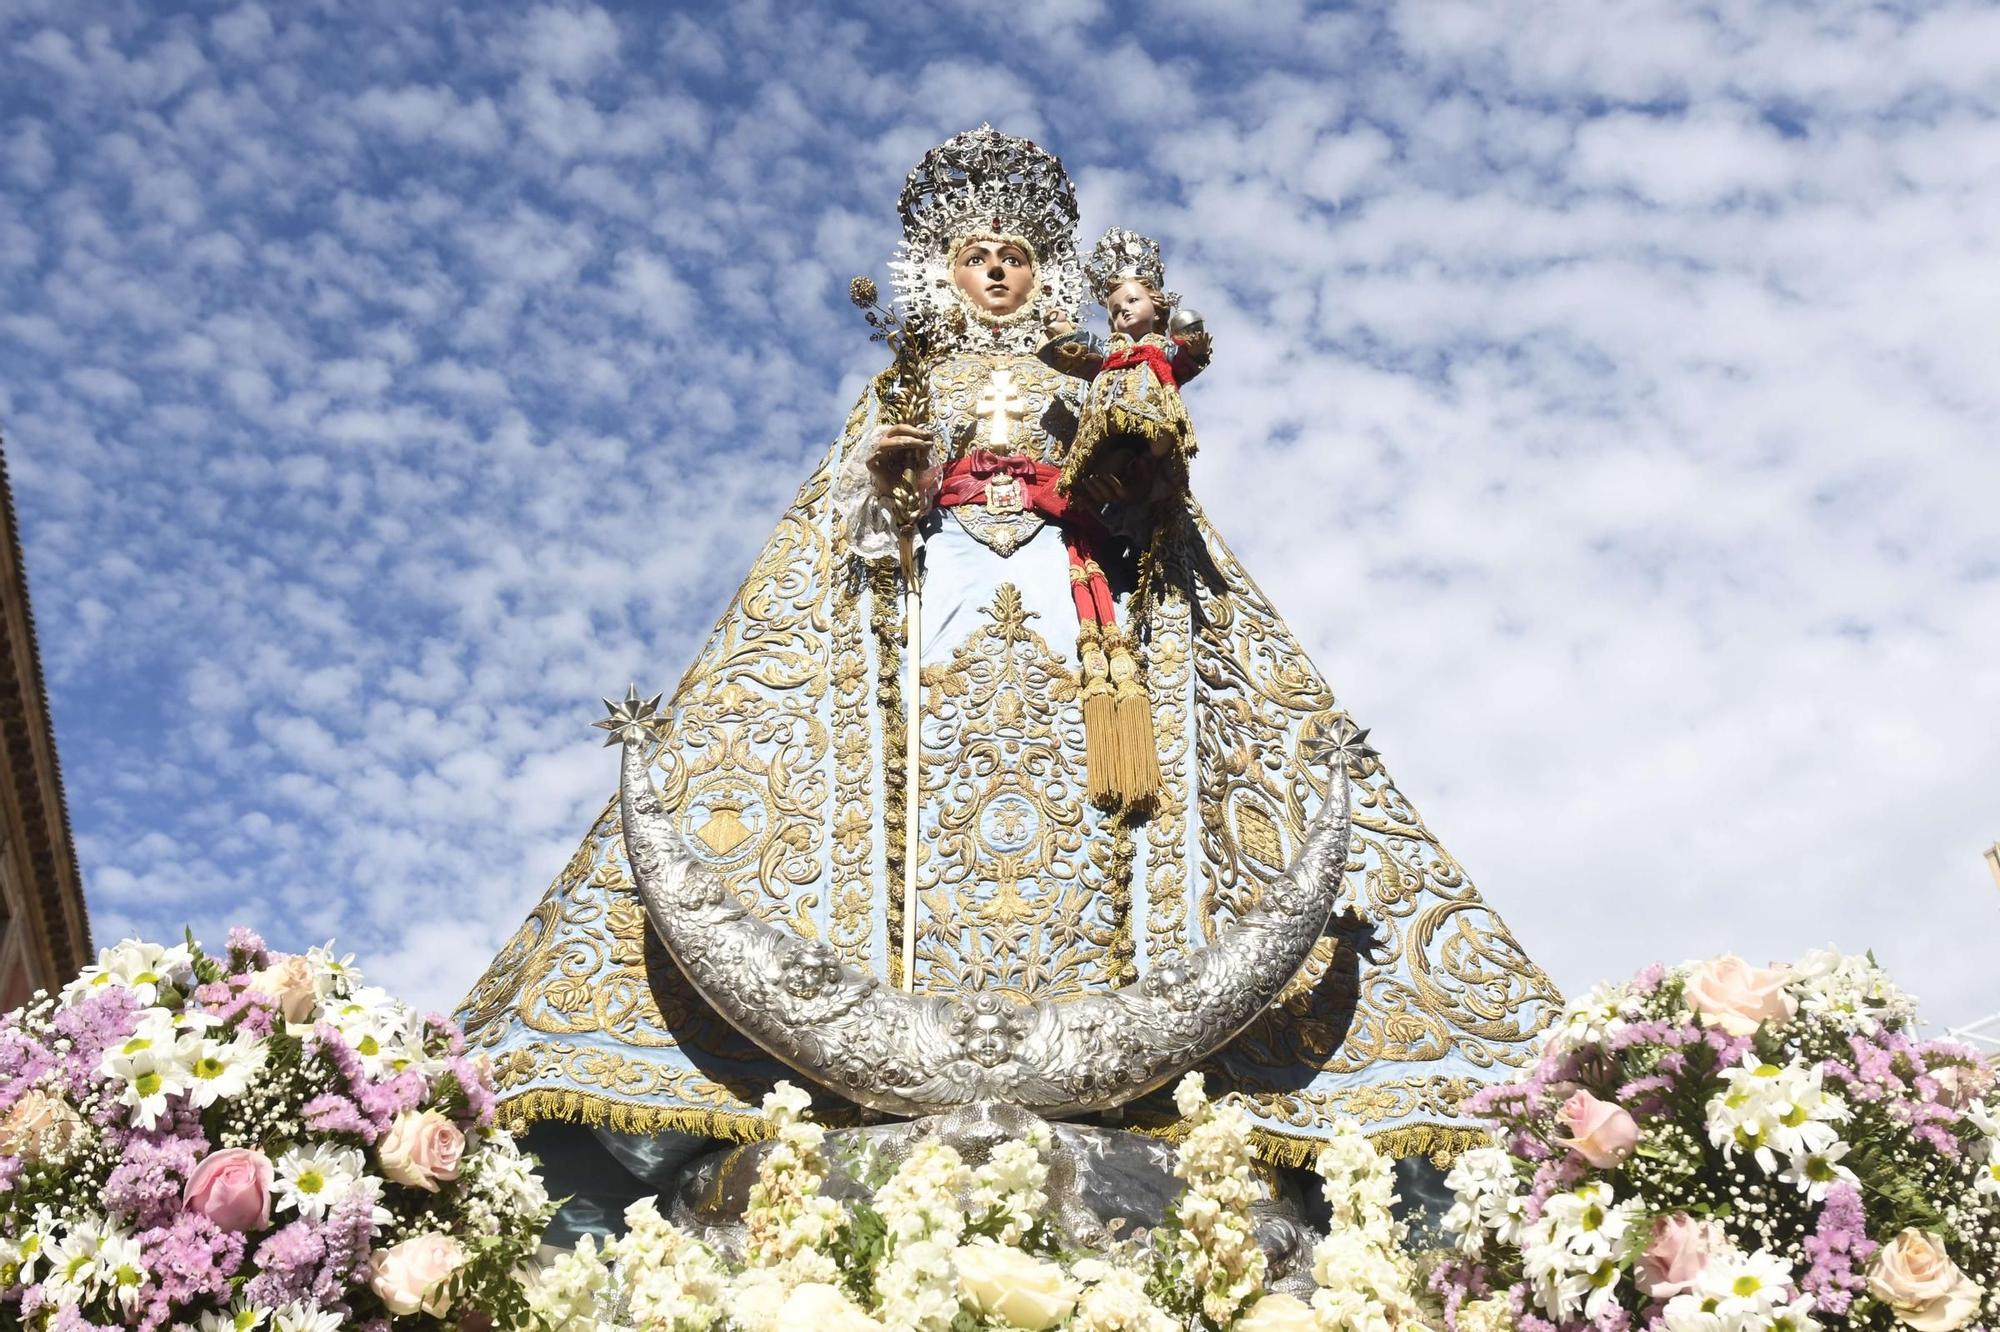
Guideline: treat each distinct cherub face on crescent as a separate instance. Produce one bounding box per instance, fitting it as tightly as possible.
[951,236,1037,317]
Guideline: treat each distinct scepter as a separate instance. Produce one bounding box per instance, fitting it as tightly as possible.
[850,277,935,994]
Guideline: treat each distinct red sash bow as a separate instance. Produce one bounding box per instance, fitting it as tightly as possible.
[935,450,1116,627]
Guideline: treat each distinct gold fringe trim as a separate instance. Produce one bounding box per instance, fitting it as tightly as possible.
[495,1088,776,1145]
[501,1094,1488,1170]
[1128,1117,1491,1171]
[1059,366,1195,495]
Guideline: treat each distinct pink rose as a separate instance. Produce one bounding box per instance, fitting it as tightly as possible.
[369,1233,466,1317]
[1930,1063,1993,1111]
[0,1090,85,1163]
[183,1147,274,1232]
[1554,1089,1640,1169]
[377,1109,466,1192]
[1867,1229,1983,1332]
[246,954,318,1023]
[1636,1213,1723,1299]
[1683,955,1797,1036]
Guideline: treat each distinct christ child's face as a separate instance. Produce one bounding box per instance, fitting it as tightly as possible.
[1106,279,1161,337]
[951,237,1036,317]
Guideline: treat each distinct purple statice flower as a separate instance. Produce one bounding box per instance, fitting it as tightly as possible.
[188,981,280,1037]
[48,1305,117,1331]
[0,1023,54,1112]
[1698,1027,1753,1067]
[445,1054,496,1125]
[103,1123,209,1229]
[1799,1182,1877,1316]
[1525,1154,1588,1221]
[424,1013,467,1057]
[49,986,140,1100]
[1612,1073,1678,1118]
[1432,1257,1492,1332]
[131,1211,246,1331]
[302,1092,378,1142]
[227,927,270,971]
[242,1187,379,1311]
[306,1028,425,1134]
[1631,963,1668,996]
[0,1154,22,1192]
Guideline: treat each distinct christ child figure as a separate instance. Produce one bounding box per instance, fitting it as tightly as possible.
[1039,227,1212,504]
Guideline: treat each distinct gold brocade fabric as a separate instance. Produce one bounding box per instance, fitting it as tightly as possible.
[456,355,1560,1166]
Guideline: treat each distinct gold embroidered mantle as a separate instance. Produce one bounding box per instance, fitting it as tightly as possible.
[456,363,1560,1164]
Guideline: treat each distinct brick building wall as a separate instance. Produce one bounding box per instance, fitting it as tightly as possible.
[0,441,90,1008]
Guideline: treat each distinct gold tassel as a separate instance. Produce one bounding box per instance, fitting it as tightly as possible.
[1076,623,1120,809]
[1104,629,1161,809]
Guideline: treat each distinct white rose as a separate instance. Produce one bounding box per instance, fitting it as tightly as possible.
[0,1090,85,1162]
[376,1108,465,1192]
[956,1241,1075,1330]
[1867,1229,1983,1332]
[779,1281,880,1332]
[725,1271,788,1332]
[246,954,319,1023]
[1238,1292,1317,1332]
[368,1233,466,1317]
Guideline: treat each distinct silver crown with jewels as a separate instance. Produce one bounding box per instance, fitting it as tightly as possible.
[1085,227,1181,310]
[886,125,1086,349]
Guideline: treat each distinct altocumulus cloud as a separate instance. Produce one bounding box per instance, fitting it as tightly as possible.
[2,0,1996,1023]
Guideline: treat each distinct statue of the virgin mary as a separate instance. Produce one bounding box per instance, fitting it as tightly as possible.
[456,127,1558,1229]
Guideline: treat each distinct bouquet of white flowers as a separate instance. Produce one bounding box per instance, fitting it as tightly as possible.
[0,929,554,1329]
[522,1074,1428,1332]
[1436,949,1998,1332]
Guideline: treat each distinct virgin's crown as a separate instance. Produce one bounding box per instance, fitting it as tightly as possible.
[898,125,1080,263]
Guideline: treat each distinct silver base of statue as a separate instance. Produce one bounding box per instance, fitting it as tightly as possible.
[663,1102,1322,1296]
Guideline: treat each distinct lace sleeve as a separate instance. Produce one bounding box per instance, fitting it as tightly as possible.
[833,422,941,562]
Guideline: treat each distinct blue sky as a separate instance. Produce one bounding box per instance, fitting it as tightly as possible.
[3,0,1997,1028]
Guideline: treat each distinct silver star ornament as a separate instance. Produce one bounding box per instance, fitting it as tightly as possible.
[593,685,666,747]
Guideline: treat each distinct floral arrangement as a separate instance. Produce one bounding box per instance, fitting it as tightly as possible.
[0,931,554,1329]
[521,1073,1429,1332]
[1436,948,1999,1332]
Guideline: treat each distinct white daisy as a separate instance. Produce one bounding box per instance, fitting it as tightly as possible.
[273,1143,366,1220]
[1702,1247,1797,1325]
[101,1232,148,1316]
[184,1031,269,1108]
[272,1304,344,1332]
[62,939,194,1008]
[43,1214,122,1303]
[305,943,360,999]
[105,1046,194,1130]
[195,1307,270,1332]
[1778,1140,1859,1201]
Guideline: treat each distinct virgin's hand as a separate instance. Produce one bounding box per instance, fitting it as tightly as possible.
[867,424,932,472]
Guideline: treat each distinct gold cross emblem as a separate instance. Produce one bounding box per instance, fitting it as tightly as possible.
[972,369,1028,452]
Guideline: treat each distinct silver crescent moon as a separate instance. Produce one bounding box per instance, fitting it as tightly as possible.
[618,731,1351,1118]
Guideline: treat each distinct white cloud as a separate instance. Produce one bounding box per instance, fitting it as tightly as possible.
[517,4,622,83]
[2,0,1996,1039]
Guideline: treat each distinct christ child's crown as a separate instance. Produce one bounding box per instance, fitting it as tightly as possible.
[1086,227,1180,310]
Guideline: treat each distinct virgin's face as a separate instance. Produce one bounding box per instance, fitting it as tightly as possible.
[1106,279,1160,337]
[951,237,1036,316]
